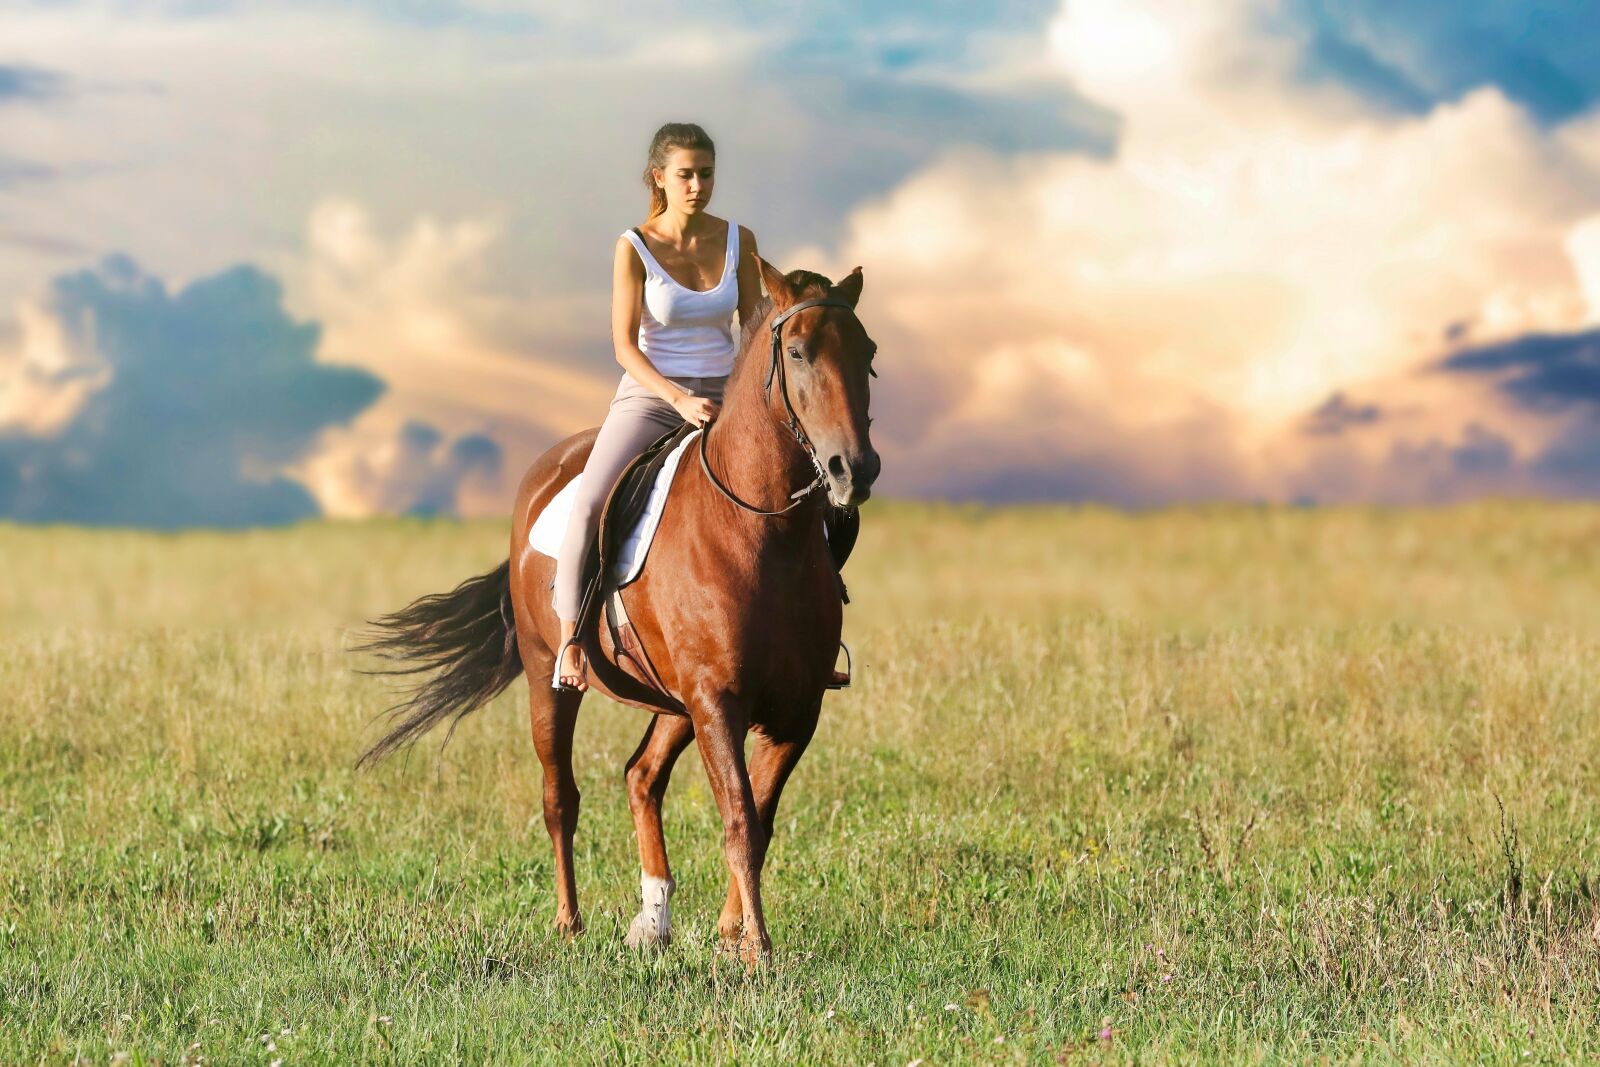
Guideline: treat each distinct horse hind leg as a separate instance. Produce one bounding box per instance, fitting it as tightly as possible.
[623,714,695,949]
[526,654,585,936]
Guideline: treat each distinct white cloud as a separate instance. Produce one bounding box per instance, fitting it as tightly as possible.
[0,298,108,435]
[7,0,1600,510]
[799,0,1600,501]
[291,198,615,517]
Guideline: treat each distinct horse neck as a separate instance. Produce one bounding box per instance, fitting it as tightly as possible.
[702,311,825,537]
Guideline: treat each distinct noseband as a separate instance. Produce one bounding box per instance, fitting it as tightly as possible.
[698,297,859,516]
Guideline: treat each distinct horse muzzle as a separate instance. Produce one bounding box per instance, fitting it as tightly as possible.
[825,448,880,507]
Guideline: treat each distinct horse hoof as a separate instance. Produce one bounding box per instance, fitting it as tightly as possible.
[554,914,585,939]
[716,932,771,968]
[624,913,671,950]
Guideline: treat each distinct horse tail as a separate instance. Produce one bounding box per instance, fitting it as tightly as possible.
[352,558,523,769]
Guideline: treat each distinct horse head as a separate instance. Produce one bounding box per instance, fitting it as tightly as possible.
[755,258,881,507]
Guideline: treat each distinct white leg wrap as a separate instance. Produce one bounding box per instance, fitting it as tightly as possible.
[624,873,675,948]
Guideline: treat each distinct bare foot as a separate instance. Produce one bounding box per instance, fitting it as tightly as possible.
[558,640,588,692]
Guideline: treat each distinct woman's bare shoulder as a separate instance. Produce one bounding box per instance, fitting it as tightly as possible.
[615,232,646,276]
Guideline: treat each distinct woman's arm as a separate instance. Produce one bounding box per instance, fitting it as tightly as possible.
[611,235,717,425]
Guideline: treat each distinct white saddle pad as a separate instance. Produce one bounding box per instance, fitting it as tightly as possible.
[527,428,702,602]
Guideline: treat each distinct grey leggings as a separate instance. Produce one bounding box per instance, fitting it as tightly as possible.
[554,371,727,621]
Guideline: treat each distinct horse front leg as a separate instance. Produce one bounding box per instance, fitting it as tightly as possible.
[689,696,770,965]
[716,722,816,949]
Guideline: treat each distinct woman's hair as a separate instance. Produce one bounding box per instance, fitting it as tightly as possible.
[643,122,715,218]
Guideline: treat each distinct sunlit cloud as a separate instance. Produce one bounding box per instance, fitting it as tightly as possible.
[291,198,615,516]
[3,0,1600,518]
[795,0,1600,503]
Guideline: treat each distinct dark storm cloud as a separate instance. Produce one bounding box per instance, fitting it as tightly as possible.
[0,254,383,527]
[1432,326,1600,498]
[1439,326,1600,410]
[1302,391,1384,436]
[1278,0,1600,122]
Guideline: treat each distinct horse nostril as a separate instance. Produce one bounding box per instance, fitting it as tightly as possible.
[827,454,849,481]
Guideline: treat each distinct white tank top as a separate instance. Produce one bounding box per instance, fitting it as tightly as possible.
[622,221,740,378]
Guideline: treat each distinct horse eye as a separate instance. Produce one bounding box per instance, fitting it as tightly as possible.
[788,346,802,360]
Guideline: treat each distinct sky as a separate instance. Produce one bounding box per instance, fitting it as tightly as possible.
[2,0,1600,524]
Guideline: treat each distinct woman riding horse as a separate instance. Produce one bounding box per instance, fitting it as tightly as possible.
[354,121,880,964]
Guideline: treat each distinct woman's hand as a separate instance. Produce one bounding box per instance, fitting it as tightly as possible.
[673,392,720,428]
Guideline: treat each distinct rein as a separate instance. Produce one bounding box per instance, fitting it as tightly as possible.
[698,297,858,516]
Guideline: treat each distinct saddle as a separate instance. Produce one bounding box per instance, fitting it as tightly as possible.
[568,422,860,709]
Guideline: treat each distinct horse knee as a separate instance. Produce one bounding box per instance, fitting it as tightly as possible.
[624,760,651,811]
[626,757,668,812]
[721,811,767,862]
[543,780,580,836]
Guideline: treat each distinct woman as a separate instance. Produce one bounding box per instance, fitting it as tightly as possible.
[551,121,760,691]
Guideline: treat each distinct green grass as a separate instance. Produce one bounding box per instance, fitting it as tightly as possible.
[2,501,1598,1064]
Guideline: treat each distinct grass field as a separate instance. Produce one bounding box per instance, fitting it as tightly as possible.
[3,502,1599,1064]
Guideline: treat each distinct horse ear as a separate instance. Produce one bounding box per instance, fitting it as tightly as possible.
[832,266,864,308]
[756,255,796,310]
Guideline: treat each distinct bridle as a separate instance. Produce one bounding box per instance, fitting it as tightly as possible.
[698,297,860,516]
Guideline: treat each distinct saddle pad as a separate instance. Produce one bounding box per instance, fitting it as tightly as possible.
[527,428,702,596]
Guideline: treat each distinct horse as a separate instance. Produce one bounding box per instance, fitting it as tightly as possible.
[352,256,879,964]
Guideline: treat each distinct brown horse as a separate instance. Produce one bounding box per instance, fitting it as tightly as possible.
[354,257,878,963]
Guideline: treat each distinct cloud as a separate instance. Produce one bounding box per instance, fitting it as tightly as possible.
[0,63,66,104]
[303,418,502,516]
[288,198,615,517]
[0,196,629,526]
[1287,24,1431,116]
[0,155,57,188]
[1433,323,1600,494]
[5,0,1600,512]
[1450,422,1515,475]
[0,254,382,527]
[794,0,1600,504]
[1440,326,1600,410]
[1280,0,1600,124]
[1302,392,1383,436]
[0,1,1110,327]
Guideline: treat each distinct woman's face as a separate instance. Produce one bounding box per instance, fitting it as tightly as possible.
[654,147,715,215]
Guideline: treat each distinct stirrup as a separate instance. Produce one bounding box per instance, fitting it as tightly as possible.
[825,641,852,690]
[551,635,587,693]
